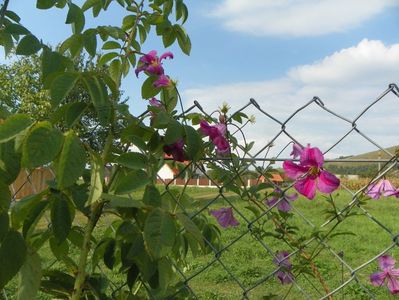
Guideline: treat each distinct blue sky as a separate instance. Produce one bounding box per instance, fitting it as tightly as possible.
[6,0,399,157]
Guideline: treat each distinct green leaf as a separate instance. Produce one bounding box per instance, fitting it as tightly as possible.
[36,0,56,9]
[141,76,160,99]
[143,185,161,207]
[0,230,27,290]
[175,25,191,55]
[102,41,121,50]
[83,29,97,57]
[0,212,9,243]
[41,50,70,88]
[82,75,111,125]
[50,72,80,107]
[17,251,42,300]
[4,23,30,35]
[0,181,10,215]
[184,125,201,160]
[103,239,116,269]
[98,52,118,65]
[65,102,87,127]
[115,152,148,170]
[0,32,14,56]
[0,114,32,143]
[176,213,204,248]
[16,35,42,55]
[11,193,44,230]
[114,170,149,195]
[22,122,64,168]
[0,140,21,185]
[109,59,121,87]
[56,131,86,189]
[22,201,48,238]
[158,258,174,292]
[66,3,85,34]
[164,120,183,144]
[51,194,72,244]
[144,208,176,259]
[102,193,144,208]
[88,153,103,205]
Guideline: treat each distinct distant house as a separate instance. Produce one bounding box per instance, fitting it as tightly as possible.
[157,163,178,180]
[257,174,284,184]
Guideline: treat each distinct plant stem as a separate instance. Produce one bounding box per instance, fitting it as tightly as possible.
[71,203,102,300]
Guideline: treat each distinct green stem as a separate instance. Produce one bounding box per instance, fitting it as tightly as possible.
[71,203,102,300]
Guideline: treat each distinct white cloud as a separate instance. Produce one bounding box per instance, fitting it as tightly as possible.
[183,39,399,158]
[211,0,399,37]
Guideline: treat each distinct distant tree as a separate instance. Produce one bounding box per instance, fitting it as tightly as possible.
[0,52,128,151]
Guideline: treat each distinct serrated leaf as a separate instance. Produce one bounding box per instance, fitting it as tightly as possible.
[16,35,42,55]
[50,72,79,107]
[0,230,27,289]
[22,122,64,168]
[143,185,161,207]
[0,114,32,143]
[56,131,86,189]
[143,208,176,259]
[82,75,111,125]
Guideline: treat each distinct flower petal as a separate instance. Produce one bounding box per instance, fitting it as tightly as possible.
[387,276,399,294]
[366,180,383,199]
[379,255,396,270]
[209,207,239,228]
[370,271,386,286]
[317,170,340,194]
[294,176,317,200]
[285,192,298,201]
[382,179,397,197]
[300,146,324,168]
[290,143,303,159]
[282,161,308,179]
[278,199,292,212]
[159,51,174,61]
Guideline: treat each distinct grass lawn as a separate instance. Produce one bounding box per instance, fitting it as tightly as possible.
[3,186,399,299]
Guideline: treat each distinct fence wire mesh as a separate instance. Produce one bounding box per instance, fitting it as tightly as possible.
[7,83,399,299]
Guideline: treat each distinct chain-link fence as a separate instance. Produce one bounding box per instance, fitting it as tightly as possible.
[6,83,399,299]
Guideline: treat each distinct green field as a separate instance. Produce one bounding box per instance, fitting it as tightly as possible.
[4,186,399,299]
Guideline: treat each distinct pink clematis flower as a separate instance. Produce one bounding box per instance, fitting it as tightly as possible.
[153,74,173,88]
[163,139,185,162]
[370,255,399,294]
[266,188,298,212]
[273,251,295,285]
[200,120,230,154]
[135,50,173,77]
[290,143,303,159]
[209,207,239,228]
[366,179,396,200]
[283,145,340,200]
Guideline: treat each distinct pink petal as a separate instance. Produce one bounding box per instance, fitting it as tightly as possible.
[294,176,317,200]
[379,255,396,270]
[390,269,399,276]
[387,276,399,294]
[214,123,227,136]
[370,272,386,286]
[317,170,340,194]
[153,75,171,88]
[159,51,174,61]
[290,143,303,159]
[146,64,164,76]
[366,180,384,199]
[282,161,308,179]
[300,146,324,168]
[382,179,397,197]
[278,199,292,212]
[285,192,298,201]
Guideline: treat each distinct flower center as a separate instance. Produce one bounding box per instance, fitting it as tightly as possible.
[309,166,320,176]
